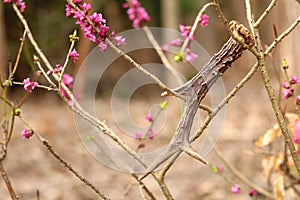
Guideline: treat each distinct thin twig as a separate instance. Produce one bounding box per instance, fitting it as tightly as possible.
[143,26,185,85]
[33,55,57,88]
[12,4,54,73]
[10,30,26,79]
[254,0,277,28]
[18,115,110,200]
[13,4,174,198]
[214,0,259,57]
[0,162,19,200]
[132,174,157,200]
[213,146,275,199]
[180,2,216,52]
[12,81,58,91]
[245,0,300,175]
[60,30,77,83]
[265,16,300,55]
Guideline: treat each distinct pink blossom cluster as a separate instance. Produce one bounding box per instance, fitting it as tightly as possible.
[20,128,33,139]
[134,113,155,140]
[3,0,26,12]
[23,78,38,93]
[60,74,76,106]
[69,49,79,63]
[179,25,193,40]
[123,0,150,28]
[162,16,211,63]
[66,0,125,52]
[47,64,62,76]
[200,14,209,27]
[282,75,300,103]
[294,120,300,144]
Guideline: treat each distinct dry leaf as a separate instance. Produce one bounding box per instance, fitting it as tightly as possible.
[262,153,284,179]
[285,112,299,131]
[256,124,281,147]
[273,174,285,200]
[256,113,299,147]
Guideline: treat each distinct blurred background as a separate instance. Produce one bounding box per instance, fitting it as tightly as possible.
[0,0,299,199]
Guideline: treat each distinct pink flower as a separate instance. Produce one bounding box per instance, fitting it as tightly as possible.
[62,74,74,87]
[123,0,150,28]
[161,44,169,51]
[200,14,209,27]
[281,81,290,89]
[296,95,300,105]
[72,0,81,3]
[3,0,26,12]
[54,64,62,74]
[20,128,33,139]
[65,4,74,17]
[231,184,241,194]
[16,0,26,12]
[148,128,155,140]
[80,2,91,13]
[69,49,79,63]
[290,75,300,84]
[23,78,38,93]
[113,35,126,46]
[216,165,223,173]
[249,189,257,196]
[145,114,153,122]
[179,25,194,40]
[170,38,183,47]
[97,40,108,52]
[283,88,294,99]
[60,74,75,105]
[184,50,198,62]
[294,120,300,144]
[134,132,143,140]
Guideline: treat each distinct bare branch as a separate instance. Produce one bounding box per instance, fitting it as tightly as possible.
[180,2,216,52]
[247,0,300,174]
[0,162,19,200]
[265,16,300,55]
[143,26,185,85]
[254,0,277,28]
[213,146,275,199]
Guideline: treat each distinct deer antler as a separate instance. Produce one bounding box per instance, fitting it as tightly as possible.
[139,20,255,180]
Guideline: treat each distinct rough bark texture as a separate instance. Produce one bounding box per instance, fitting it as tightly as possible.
[140,21,255,180]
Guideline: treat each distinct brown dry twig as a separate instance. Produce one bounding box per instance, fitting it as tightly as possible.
[245,0,300,175]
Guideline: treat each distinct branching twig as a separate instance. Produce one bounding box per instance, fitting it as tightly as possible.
[265,16,300,55]
[143,26,185,85]
[132,174,157,200]
[18,115,110,200]
[9,30,26,79]
[213,146,275,199]
[254,0,277,28]
[245,0,300,175]
[13,4,175,198]
[180,2,216,52]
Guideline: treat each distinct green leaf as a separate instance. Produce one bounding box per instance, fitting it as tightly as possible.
[174,51,184,63]
[159,101,168,110]
[281,59,288,69]
[87,135,94,140]
[210,165,218,173]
